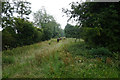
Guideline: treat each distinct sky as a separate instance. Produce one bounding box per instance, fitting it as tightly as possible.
[28,0,84,29]
[0,0,119,31]
[0,0,84,31]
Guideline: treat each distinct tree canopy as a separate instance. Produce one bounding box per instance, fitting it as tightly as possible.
[33,8,64,40]
[2,1,31,28]
[63,2,120,52]
[1,1,64,50]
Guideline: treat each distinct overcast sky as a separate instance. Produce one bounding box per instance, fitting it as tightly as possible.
[0,0,118,31]
[28,0,84,29]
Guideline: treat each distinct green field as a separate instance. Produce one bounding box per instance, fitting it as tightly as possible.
[2,38,119,78]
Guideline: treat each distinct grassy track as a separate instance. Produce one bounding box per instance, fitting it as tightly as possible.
[2,38,73,78]
[2,38,119,78]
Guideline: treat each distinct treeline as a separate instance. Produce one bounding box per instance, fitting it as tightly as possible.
[1,1,64,50]
[64,24,81,39]
[33,7,64,40]
[64,2,120,52]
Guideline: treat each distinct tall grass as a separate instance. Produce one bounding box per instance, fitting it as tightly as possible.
[2,38,119,78]
[36,42,118,78]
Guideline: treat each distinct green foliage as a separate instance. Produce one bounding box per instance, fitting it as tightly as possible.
[2,26,17,49]
[33,8,64,40]
[63,2,120,52]
[42,27,52,40]
[89,47,112,57]
[14,18,35,45]
[112,52,119,60]
[81,27,102,46]
[64,24,80,39]
[33,28,43,42]
[2,5,64,50]
[2,56,15,64]
[2,18,43,50]
[64,24,74,38]
[0,31,2,51]
[65,41,91,58]
[2,39,119,78]
[2,1,31,28]
[1,0,38,50]
[14,1,31,18]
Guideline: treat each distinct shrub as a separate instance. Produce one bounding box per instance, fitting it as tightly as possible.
[2,26,17,50]
[89,47,112,57]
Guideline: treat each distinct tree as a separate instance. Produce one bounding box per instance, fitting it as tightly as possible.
[2,26,17,49]
[2,1,31,28]
[33,7,53,28]
[63,2,120,52]
[14,1,31,19]
[64,24,74,38]
[33,28,43,42]
[0,31,2,51]
[1,1,33,50]
[33,8,64,40]
[14,18,41,45]
[2,17,44,50]
[64,24,81,42]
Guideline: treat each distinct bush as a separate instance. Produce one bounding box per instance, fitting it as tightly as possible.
[2,26,17,50]
[89,47,112,57]
[33,28,43,42]
[2,18,44,50]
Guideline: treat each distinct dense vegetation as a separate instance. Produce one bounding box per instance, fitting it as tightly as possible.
[63,2,120,52]
[1,0,120,78]
[63,2,120,77]
[2,1,64,50]
[64,24,81,40]
[33,8,64,40]
[2,39,119,78]
[0,31,1,51]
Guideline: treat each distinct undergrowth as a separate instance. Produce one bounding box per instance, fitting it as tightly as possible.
[2,38,119,78]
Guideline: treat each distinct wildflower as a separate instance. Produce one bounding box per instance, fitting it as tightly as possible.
[78,60,82,63]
